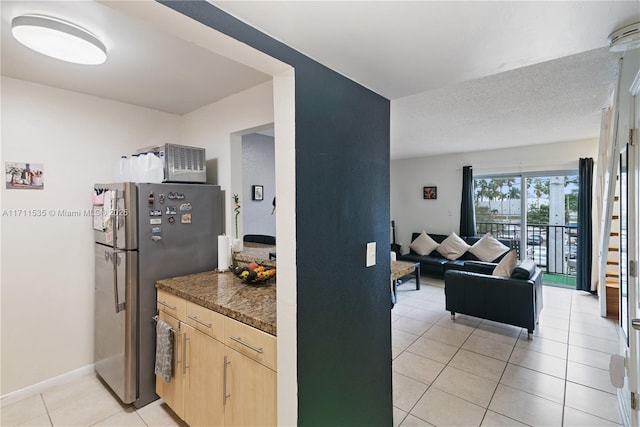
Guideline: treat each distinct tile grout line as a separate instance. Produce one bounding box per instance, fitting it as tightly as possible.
[475,320,521,427]
[39,393,55,427]
[560,289,573,427]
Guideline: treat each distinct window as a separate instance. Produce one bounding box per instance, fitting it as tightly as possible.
[474,171,578,285]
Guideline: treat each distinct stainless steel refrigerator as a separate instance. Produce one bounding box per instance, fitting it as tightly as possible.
[93,182,222,408]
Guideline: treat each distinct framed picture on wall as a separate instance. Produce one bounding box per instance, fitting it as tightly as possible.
[252,185,264,201]
[5,161,44,190]
[423,186,437,200]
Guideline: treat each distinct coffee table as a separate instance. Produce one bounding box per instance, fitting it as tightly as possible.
[391,261,420,297]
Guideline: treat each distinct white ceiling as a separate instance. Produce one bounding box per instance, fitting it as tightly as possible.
[0,1,272,115]
[2,1,639,159]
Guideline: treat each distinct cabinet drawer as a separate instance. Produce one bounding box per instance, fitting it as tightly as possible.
[225,317,277,371]
[157,290,186,321]
[185,301,225,342]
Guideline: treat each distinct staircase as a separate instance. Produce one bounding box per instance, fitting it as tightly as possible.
[605,188,620,319]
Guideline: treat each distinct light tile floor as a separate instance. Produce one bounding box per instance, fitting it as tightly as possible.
[1,374,186,427]
[0,278,623,426]
[392,278,623,427]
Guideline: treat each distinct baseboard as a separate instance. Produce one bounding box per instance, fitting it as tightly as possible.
[0,364,95,407]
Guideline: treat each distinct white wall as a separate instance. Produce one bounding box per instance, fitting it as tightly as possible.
[180,81,274,238]
[390,139,599,251]
[0,77,182,395]
[0,77,275,397]
[242,133,276,237]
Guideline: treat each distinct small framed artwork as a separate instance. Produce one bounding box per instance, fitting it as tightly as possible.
[6,161,44,190]
[252,185,264,201]
[423,186,437,200]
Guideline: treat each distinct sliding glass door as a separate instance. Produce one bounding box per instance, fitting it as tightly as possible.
[474,171,578,286]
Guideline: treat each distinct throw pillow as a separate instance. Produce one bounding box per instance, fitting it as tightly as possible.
[468,233,510,262]
[436,232,471,260]
[409,231,440,256]
[493,250,518,277]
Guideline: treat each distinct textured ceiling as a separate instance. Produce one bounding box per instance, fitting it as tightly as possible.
[391,47,620,159]
[213,1,638,158]
[212,1,637,99]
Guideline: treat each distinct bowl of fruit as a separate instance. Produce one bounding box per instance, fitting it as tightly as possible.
[233,262,276,284]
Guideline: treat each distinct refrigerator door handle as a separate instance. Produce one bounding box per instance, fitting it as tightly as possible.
[112,190,120,249]
[112,251,126,313]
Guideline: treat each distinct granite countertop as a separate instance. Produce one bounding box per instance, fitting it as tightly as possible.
[233,243,276,268]
[156,271,276,336]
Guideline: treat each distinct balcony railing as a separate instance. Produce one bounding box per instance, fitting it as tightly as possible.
[476,221,578,277]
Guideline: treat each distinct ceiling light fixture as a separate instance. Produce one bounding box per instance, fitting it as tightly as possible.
[609,22,640,52]
[11,15,107,65]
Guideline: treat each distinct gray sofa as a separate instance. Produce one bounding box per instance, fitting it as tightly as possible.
[444,260,543,337]
[398,233,514,278]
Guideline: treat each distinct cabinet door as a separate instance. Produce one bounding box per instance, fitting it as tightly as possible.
[225,348,277,427]
[155,311,184,419]
[184,324,225,427]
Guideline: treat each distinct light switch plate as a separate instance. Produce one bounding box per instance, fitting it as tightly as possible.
[366,242,376,267]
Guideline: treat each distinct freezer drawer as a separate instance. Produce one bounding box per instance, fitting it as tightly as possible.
[94,243,137,404]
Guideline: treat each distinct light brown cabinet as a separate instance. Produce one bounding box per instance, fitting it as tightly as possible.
[183,323,225,427]
[225,347,277,426]
[156,290,276,426]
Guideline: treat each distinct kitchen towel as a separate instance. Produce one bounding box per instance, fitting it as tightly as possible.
[154,320,173,383]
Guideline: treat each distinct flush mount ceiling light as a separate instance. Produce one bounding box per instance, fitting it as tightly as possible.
[11,15,107,65]
[609,22,640,52]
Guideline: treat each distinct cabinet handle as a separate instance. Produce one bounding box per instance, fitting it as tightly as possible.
[182,333,189,374]
[158,300,176,311]
[230,336,263,354]
[223,356,231,405]
[175,331,182,369]
[187,315,212,328]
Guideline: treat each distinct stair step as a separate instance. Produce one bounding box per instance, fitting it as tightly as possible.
[610,231,620,237]
[606,272,620,278]
[606,280,620,288]
[609,247,620,252]
[607,260,620,266]
[612,215,620,220]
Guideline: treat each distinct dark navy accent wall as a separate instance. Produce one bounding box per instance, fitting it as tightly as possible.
[159,2,392,424]
[294,64,392,425]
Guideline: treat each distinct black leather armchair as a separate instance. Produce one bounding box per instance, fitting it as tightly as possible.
[444,260,543,338]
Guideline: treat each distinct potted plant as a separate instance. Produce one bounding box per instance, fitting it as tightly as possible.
[232,193,243,252]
